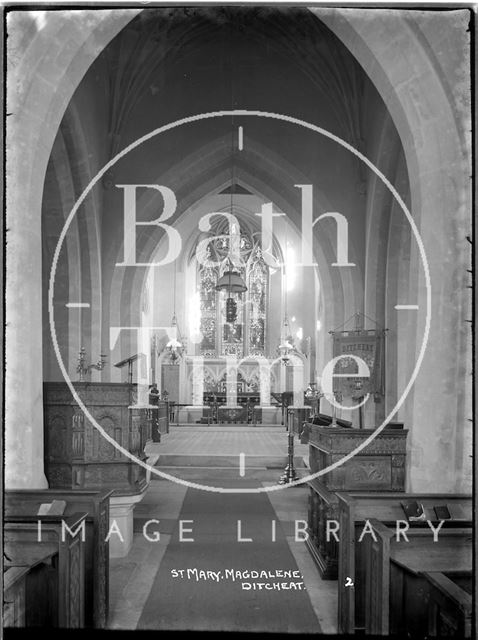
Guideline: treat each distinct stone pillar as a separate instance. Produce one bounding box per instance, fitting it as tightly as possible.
[258,357,271,406]
[5,204,48,489]
[5,11,139,489]
[226,357,238,407]
[191,356,204,405]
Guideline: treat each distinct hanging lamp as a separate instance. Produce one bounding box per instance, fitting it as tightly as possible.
[278,227,294,364]
[215,258,247,323]
[165,260,184,363]
[278,315,294,365]
[214,70,247,324]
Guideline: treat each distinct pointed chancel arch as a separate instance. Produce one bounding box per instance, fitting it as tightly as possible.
[105,132,364,384]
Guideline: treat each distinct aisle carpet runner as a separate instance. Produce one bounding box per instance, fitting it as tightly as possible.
[137,481,321,633]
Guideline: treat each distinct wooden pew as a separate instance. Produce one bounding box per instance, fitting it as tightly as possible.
[336,492,472,634]
[424,571,472,637]
[364,519,472,636]
[4,566,29,627]
[5,489,112,628]
[4,512,88,627]
[4,543,60,627]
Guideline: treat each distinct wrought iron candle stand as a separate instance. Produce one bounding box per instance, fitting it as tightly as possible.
[278,408,299,485]
[77,347,106,382]
[305,382,323,419]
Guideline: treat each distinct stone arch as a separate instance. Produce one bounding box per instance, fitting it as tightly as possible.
[42,103,107,381]
[7,8,471,493]
[105,133,363,374]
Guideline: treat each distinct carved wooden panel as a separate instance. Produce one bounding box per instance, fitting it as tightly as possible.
[306,481,340,579]
[83,463,130,486]
[98,415,121,461]
[344,458,391,489]
[44,382,154,492]
[72,413,85,460]
[307,425,407,491]
[47,414,69,461]
[47,464,72,488]
[308,425,408,455]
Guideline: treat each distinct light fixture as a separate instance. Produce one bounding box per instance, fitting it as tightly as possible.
[165,261,185,364]
[165,313,184,363]
[278,243,294,365]
[76,347,106,382]
[305,382,323,418]
[215,259,247,323]
[278,314,294,365]
[214,95,247,324]
[215,261,248,294]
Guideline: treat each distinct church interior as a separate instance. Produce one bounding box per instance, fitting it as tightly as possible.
[4,5,474,635]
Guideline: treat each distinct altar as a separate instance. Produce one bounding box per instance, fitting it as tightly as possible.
[202,393,260,424]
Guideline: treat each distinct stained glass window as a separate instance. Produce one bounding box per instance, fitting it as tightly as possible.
[247,247,267,356]
[196,223,270,358]
[198,254,217,357]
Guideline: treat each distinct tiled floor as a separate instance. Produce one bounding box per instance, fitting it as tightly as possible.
[108,426,337,632]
